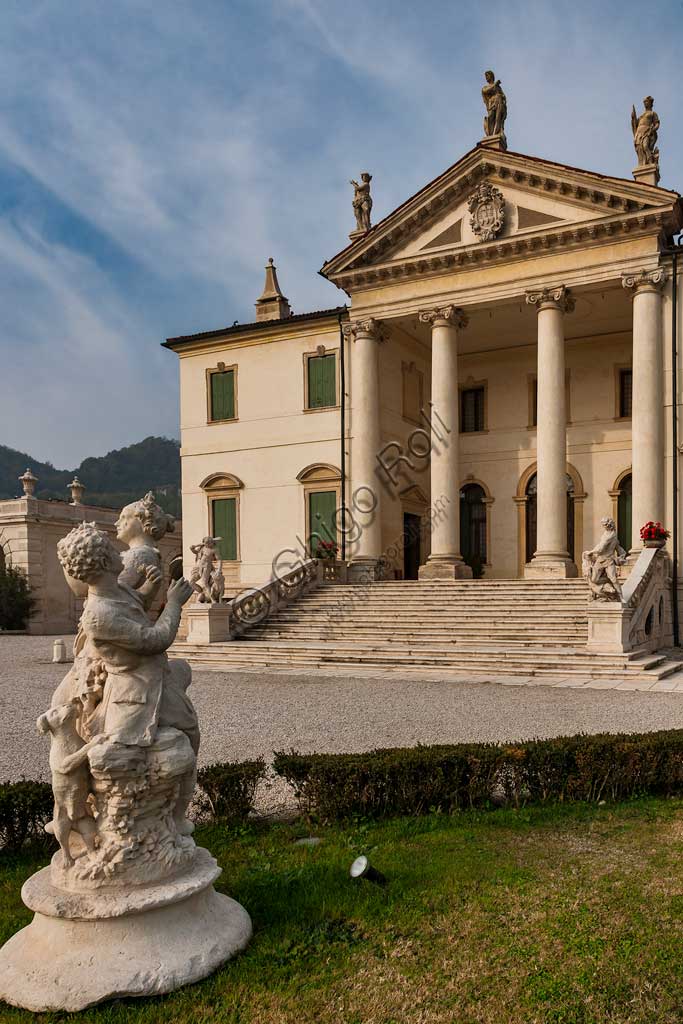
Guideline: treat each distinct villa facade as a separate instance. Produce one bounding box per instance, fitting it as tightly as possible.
[166,142,683,627]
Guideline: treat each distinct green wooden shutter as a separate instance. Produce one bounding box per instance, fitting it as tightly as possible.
[309,490,337,554]
[307,355,336,408]
[210,370,235,421]
[212,498,237,560]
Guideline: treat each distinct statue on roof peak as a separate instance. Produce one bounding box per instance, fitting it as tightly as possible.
[631,96,660,170]
[481,70,507,148]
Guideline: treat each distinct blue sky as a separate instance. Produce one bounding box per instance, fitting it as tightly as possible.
[1,0,682,467]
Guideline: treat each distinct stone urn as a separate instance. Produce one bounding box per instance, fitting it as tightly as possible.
[643,538,666,549]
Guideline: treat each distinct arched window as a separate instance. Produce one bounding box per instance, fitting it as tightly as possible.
[199,473,244,563]
[516,463,586,575]
[524,472,575,564]
[610,470,632,552]
[460,483,487,569]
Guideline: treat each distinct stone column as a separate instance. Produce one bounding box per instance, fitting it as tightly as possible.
[622,268,667,552]
[417,305,472,580]
[524,286,577,578]
[344,317,386,581]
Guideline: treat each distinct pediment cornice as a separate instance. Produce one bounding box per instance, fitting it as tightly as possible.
[320,146,682,291]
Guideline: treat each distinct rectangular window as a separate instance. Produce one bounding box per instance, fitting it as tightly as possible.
[619,368,633,418]
[307,354,336,409]
[211,498,237,560]
[308,490,338,555]
[402,362,424,423]
[209,369,236,422]
[461,386,485,433]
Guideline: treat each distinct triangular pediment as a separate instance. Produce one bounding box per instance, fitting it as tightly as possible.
[321,146,681,288]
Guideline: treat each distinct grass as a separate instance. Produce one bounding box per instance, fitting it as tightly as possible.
[3,798,683,1022]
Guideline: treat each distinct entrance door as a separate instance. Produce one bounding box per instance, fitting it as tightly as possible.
[460,483,487,574]
[308,490,338,557]
[617,474,632,551]
[525,473,575,563]
[403,512,421,580]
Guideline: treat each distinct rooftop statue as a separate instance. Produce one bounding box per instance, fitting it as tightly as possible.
[190,535,226,603]
[582,516,627,602]
[631,96,660,171]
[350,172,373,233]
[0,519,250,1011]
[481,70,507,147]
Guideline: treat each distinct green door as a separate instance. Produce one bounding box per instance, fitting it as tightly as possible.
[212,498,237,560]
[617,474,632,551]
[309,490,337,556]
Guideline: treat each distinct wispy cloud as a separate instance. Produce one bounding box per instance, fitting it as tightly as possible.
[0,0,681,465]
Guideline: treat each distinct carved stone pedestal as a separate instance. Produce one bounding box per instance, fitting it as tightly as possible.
[524,556,578,579]
[632,163,660,187]
[585,603,632,653]
[347,558,385,584]
[418,557,473,580]
[478,132,507,152]
[186,602,232,643]
[0,847,251,1012]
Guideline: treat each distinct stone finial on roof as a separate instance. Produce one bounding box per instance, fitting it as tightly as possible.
[254,258,292,322]
[68,476,85,506]
[19,468,38,498]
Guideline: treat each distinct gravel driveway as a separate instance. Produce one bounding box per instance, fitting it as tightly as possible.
[4,635,683,813]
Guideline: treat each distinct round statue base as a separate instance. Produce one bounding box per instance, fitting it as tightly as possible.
[0,848,252,1012]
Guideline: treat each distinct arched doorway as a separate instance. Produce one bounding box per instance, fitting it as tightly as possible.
[524,472,575,564]
[610,470,632,552]
[515,463,586,576]
[460,483,487,574]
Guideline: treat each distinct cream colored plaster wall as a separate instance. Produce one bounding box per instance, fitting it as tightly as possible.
[178,320,345,589]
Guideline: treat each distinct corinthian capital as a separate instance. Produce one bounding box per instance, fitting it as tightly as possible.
[342,317,388,343]
[525,285,575,313]
[621,267,667,294]
[418,305,469,329]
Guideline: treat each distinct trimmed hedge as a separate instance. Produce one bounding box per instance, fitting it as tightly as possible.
[196,758,267,823]
[0,780,53,851]
[273,730,683,821]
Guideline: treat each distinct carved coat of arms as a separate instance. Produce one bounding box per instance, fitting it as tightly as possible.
[467,182,505,242]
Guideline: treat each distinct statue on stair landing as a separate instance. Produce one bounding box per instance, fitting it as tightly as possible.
[582,517,627,602]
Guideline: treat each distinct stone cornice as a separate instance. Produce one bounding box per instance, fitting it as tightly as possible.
[621,267,668,294]
[418,305,469,329]
[525,285,575,314]
[329,209,673,293]
[342,317,388,343]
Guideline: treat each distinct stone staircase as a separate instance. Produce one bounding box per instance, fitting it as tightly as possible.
[172,578,683,682]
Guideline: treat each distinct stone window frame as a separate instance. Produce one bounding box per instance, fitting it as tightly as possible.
[302,345,340,413]
[199,473,243,565]
[458,377,489,434]
[205,363,239,425]
[401,360,425,425]
[613,363,633,420]
[297,464,342,553]
[514,461,586,578]
[527,370,571,429]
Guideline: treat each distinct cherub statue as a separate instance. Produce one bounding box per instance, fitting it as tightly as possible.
[190,536,225,603]
[631,96,660,168]
[116,491,175,607]
[350,172,373,233]
[582,516,627,602]
[482,70,507,140]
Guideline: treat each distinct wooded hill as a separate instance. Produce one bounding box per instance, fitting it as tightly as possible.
[0,436,181,517]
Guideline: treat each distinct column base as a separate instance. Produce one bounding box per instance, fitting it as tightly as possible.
[185,603,232,643]
[418,557,473,580]
[524,555,577,579]
[347,558,385,584]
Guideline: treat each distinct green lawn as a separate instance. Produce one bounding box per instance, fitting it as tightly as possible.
[3,798,683,1023]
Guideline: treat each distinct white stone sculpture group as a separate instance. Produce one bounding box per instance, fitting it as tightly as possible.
[190,534,226,603]
[582,516,627,602]
[0,493,251,1012]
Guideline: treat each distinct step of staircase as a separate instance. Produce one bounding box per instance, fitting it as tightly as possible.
[172,578,683,684]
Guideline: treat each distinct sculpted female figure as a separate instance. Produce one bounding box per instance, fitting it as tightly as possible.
[631,96,660,167]
[350,172,373,232]
[482,70,507,139]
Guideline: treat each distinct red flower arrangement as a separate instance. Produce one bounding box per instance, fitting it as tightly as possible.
[639,521,670,541]
[314,540,339,560]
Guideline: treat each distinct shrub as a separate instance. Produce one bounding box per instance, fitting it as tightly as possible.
[196,758,267,823]
[0,564,35,630]
[0,780,53,851]
[273,730,683,821]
